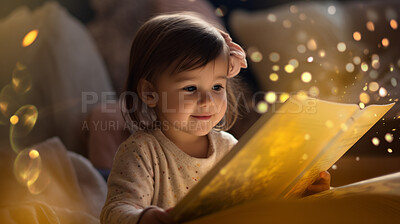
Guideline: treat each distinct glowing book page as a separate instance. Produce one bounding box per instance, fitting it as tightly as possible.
[171,96,394,223]
[282,102,395,198]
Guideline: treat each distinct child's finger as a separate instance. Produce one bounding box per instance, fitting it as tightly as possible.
[319,171,331,185]
[307,183,330,192]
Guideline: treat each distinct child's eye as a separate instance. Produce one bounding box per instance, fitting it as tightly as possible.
[212,85,224,91]
[183,86,197,92]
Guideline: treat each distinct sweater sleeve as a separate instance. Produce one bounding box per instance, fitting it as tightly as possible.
[100,141,156,224]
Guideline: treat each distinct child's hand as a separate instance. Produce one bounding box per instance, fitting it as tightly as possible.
[139,207,175,224]
[303,171,331,197]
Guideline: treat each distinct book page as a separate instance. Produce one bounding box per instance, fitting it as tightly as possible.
[172,96,385,222]
[282,102,394,198]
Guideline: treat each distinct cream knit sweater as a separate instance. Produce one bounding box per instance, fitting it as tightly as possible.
[100,128,237,224]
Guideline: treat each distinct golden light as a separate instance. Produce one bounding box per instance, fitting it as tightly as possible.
[327,5,336,15]
[325,120,334,128]
[22,29,38,47]
[283,20,292,28]
[256,101,268,113]
[353,56,361,65]
[359,92,370,104]
[265,91,277,104]
[356,156,360,161]
[337,42,347,52]
[382,38,390,47]
[267,14,277,22]
[284,64,295,73]
[340,123,348,131]
[372,137,380,146]
[269,73,279,82]
[14,148,42,186]
[388,148,393,153]
[366,21,375,31]
[272,65,280,71]
[307,39,317,51]
[379,87,388,97]
[331,164,337,170]
[318,50,326,58]
[385,133,393,143]
[361,62,369,72]
[10,115,19,125]
[359,102,365,109]
[297,45,306,53]
[353,31,362,41]
[368,82,379,92]
[302,153,309,160]
[29,149,39,159]
[269,52,280,62]
[279,93,290,103]
[250,51,263,62]
[301,72,312,83]
[345,63,355,73]
[390,19,398,30]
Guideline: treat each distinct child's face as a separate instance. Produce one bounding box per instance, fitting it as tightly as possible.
[154,52,228,137]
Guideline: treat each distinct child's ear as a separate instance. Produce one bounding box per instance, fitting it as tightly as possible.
[138,78,158,108]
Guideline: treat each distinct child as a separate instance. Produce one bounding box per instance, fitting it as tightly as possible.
[100,12,330,224]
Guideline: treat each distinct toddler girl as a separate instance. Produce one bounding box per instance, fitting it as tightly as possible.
[101,12,330,224]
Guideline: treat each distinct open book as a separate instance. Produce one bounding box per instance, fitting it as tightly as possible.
[170,95,395,222]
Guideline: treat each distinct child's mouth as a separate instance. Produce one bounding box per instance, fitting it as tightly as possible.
[191,115,212,120]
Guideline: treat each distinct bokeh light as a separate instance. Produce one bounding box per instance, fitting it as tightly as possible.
[368,82,379,92]
[267,14,277,22]
[381,38,390,47]
[307,39,317,51]
[9,105,38,153]
[265,91,277,104]
[269,73,279,82]
[379,87,388,97]
[256,101,268,113]
[359,92,370,104]
[353,31,362,41]
[297,45,306,53]
[22,29,38,47]
[390,19,398,30]
[12,62,32,94]
[13,148,42,186]
[372,137,380,146]
[269,52,280,62]
[337,42,347,52]
[301,72,312,83]
[250,51,263,62]
[366,21,375,31]
[327,5,336,15]
[10,115,19,125]
[284,64,295,73]
[283,19,292,28]
[345,63,355,73]
[353,56,361,65]
[384,133,393,143]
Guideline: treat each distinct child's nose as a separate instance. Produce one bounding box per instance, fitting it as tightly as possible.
[198,92,212,107]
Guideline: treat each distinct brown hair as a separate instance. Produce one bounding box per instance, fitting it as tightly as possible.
[122,12,242,131]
